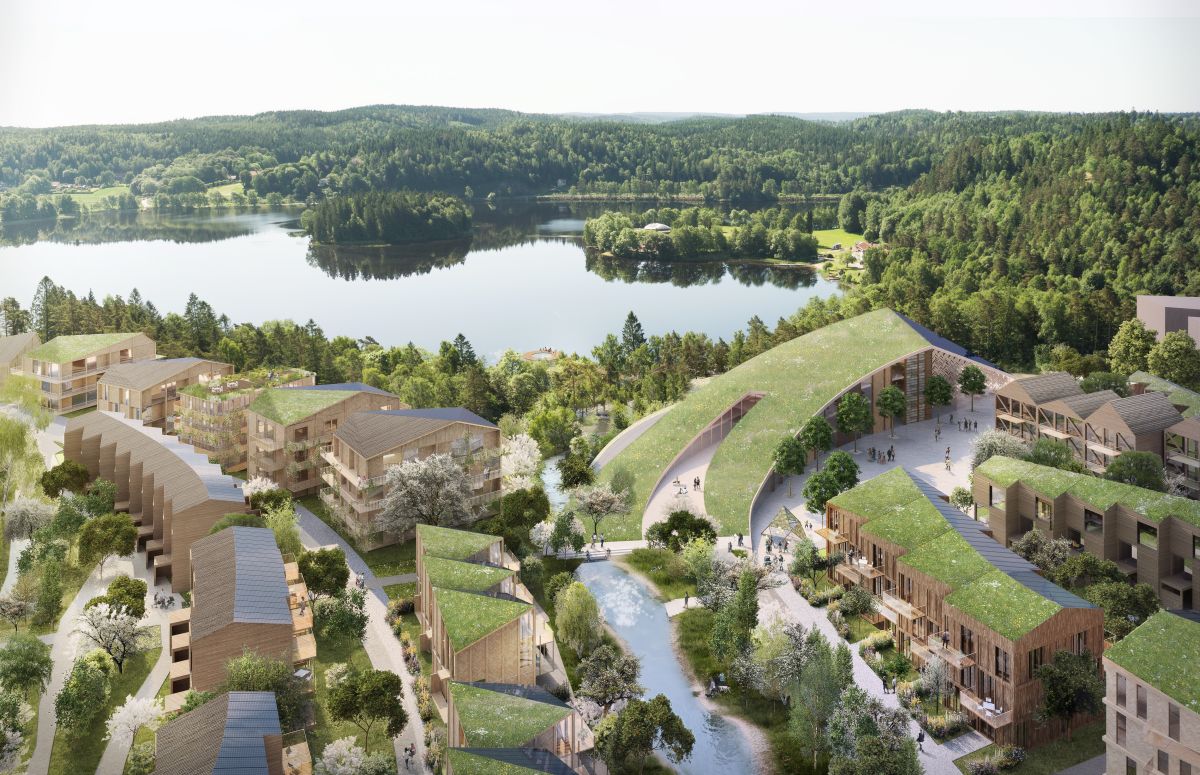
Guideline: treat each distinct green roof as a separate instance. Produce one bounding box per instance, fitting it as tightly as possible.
[423,555,513,593]
[417,524,499,561]
[1130,371,1200,418]
[945,569,1062,641]
[434,587,529,651]
[829,469,952,550]
[1105,611,1200,712]
[602,309,931,537]
[28,332,141,363]
[449,682,572,747]
[899,530,994,589]
[447,750,555,775]
[180,366,311,400]
[977,456,1200,528]
[247,387,359,426]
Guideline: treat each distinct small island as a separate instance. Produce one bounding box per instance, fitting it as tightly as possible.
[583,206,819,263]
[301,190,472,245]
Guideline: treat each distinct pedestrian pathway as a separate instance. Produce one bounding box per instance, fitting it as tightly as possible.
[373,573,417,587]
[1,538,28,597]
[1056,754,1105,775]
[760,576,991,775]
[294,503,430,773]
[642,441,719,535]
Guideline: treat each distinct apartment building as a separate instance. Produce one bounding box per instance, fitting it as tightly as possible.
[825,468,1104,747]
[97,357,232,430]
[245,383,401,496]
[1166,418,1200,498]
[176,367,314,471]
[322,408,501,548]
[22,332,155,414]
[995,373,1183,472]
[1137,294,1200,344]
[1102,610,1199,775]
[64,410,248,591]
[974,456,1200,611]
[0,332,39,387]
[153,691,311,775]
[166,527,315,708]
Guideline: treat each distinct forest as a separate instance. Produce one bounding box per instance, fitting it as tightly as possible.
[300,191,472,245]
[583,207,819,262]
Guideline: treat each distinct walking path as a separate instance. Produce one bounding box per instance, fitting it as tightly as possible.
[373,573,417,588]
[1056,754,1105,775]
[641,442,719,535]
[294,503,430,773]
[759,575,990,774]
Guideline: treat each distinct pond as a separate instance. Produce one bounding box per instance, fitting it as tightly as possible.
[576,561,754,775]
[0,202,839,358]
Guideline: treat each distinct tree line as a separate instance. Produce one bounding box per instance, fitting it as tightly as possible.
[300,191,472,245]
[584,206,819,262]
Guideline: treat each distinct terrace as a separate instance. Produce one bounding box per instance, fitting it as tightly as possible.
[959,688,1013,728]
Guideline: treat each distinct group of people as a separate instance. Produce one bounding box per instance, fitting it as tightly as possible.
[402,743,418,770]
[868,445,895,463]
[152,591,175,609]
[590,533,606,547]
[671,475,701,496]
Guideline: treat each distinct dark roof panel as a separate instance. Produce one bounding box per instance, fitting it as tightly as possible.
[190,527,292,640]
[453,748,580,775]
[154,691,281,775]
[897,313,1004,371]
[1104,392,1184,436]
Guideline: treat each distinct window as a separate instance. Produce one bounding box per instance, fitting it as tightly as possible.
[1140,523,1159,550]
[294,449,308,463]
[995,647,1011,680]
[1158,751,1168,773]
[1137,685,1148,719]
[1193,536,1200,561]
[324,418,338,432]
[293,427,309,443]
[1169,703,1180,741]
[1067,528,1082,546]
[989,486,1003,507]
[1116,713,1127,745]
[1085,509,1103,534]
[1126,758,1136,775]
[1116,674,1127,706]
[1181,761,1192,775]
[1027,647,1044,676]
[1073,630,1088,655]
[1036,497,1053,524]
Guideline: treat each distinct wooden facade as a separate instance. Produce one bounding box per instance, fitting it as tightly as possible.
[64,410,247,591]
[0,332,39,387]
[97,357,232,430]
[1165,417,1200,498]
[24,332,156,414]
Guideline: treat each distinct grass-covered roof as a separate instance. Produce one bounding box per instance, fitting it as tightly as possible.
[1105,611,1200,712]
[446,750,559,775]
[180,367,311,401]
[433,587,529,652]
[449,682,572,747]
[977,456,1200,528]
[945,570,1063,641]
[899,530,994,589]
[423,555,513,593]
[29,332,141,363]
[602,309,931,538]
[417,524,499,561]
[247,387,360,426]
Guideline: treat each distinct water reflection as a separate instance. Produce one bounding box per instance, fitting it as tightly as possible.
[0,210,255,247]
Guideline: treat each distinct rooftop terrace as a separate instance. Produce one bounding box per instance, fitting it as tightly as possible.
[248,386,363,426]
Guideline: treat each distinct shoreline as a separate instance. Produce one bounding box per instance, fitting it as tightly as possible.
[590,248,822,270]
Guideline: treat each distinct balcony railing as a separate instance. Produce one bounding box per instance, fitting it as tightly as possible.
[959,689,1013,727]
[925,635,975,668]
[878,590,924,625]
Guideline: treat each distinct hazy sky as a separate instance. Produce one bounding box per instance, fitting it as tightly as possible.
[2,0,1198,127]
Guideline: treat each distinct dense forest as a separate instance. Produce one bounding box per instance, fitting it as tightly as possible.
[300,190,471,244]
[583,207,819,262]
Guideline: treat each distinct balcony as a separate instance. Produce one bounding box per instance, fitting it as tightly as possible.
[251,433,284,452]
[877,590,924,627]
[281,730,312,775]
[835,559,884,586]
[255,454,285,472]
[960,689,1013,728]
[925,635,975,668]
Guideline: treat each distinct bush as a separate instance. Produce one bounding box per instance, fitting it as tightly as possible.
[644,509,717,551]
[924,711,968,738]
[967,759,1001,775]
[807,586,843,607]
[544,571,574,606]
[858,631,893,654]
[40,460,89,498]
[826,609,847,638]
[416,677,434,722]
[249,488,291,512]
[519,555,544,588]
[993,745,1027,770]
[208,513,267,534]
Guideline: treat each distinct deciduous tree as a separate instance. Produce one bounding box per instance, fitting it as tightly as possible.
[1147,331,1200,388]
[556,582,602,655]
[77,602,155,673]
[574,482,627,538]
[1105,451,1166,491]
[1034,650,1103,740]
[327,669,407,751]
[875,385,906,438]
[376,453,474,536]
[773,436,806,496]
[836,393,872,452]
[1108,320,1158,376]
[798,416,834,468]
[78,513,138,576]
[578,644,643,716]
[299,547,350,599]
[957,365,987,411]
[594,694,694,775]
[923,375,953,420]
[0,632,51,699]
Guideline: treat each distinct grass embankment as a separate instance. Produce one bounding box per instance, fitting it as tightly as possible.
[622,548,697,602]
[675,608,819,774]
[954,720,1105,775]
[310,631,397,763]
[297,495,415,577]
[812,228,864,253]
[47,631,161,775]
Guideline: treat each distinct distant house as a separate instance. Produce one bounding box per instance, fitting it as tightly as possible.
[1136,294,1200,345]
[642,222,671,233]
[22,332,156,414]
[851,241,878,261]
[97,357,232,430]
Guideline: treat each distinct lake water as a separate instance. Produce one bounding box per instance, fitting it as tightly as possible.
[0,202,838,358]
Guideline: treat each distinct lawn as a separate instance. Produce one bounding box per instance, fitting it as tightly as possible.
[47,630,161,775]
[622,548,697,602]
[61,406,96,419]
[812,228,864,252]
[599,309,932,537]
[310,631,397,762]
[43,185,132,208]
[845,615,881,643]
[954,720,1105,775]
[17,690,39,770]
[298,495,416,577]
[383,582,415,601]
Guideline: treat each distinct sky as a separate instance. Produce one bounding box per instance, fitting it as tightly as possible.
[1,0,1198,127]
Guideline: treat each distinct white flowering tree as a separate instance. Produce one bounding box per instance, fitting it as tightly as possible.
[376,453,474,536]
[529,521,555,553]
[105,695,165,743]
[314,736,365,775]
[573,483,627,538]
[77,603,155,674]
[501,433,541,491]
[2,497,54,541]
[242,475,277,498]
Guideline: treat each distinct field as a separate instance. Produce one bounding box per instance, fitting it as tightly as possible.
[40,180,246,210]
[812,228,865,252]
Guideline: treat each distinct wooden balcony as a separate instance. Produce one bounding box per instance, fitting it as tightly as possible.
[169,658,191,683]
[960,689,1012,728]
[835,560,884,586]
[282,731,312,775]
[292,632,317,664]
[877,591,924,627]
[925,635,975,668]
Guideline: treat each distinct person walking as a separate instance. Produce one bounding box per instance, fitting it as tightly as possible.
[684,592,689,609]
[916,730,925,752]
[973,420,978,431]
[882,674,890,694]
[600,533,605,547]
[945,455,951,471]
[592,532,598,547]
[891,676,898,694]
[694,476,701,490]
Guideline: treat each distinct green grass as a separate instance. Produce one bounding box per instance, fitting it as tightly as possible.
[311,631,396,761]
[449,682,573,747]
[846,615,881,643]
[945,570,1063,642]
[415,524,497,563]
[622,548,697,601]
[433,586,529,652]
[1105,610,1200,711]
[812,228,865,252]
[900,530,994,589]
[47,631,161,775]
[383,582,416,601]
[29,333,143,363]
[297,495,416,576]
[248,387,363,426]
[600,309,931,538]
[17,689,39,769]
[61,406,97,419]
[31,558,95,635]
[422,555,513,592]
[954,720,1104,775]
[46,185,132,208]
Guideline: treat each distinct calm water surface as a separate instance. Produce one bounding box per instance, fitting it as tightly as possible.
[0,203,838,357]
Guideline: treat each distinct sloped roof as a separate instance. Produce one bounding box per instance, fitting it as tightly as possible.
[0,332,38,366]
[190,527,292,640]
[336,407,495,458]
[1008,372,1083,404]
[97,357,227,391]
[1105,610,1200,712]
[434,587,529,652]
[1129,370,1200,418]
[417,523,500,561]
[28,332,144,362]
[249,382,396,426]
[1101,391,1183,435]
[448,749,578,775]
[1042,390,1120,419]
[450,681,573,747]
[154,691,282,775]
[422,555,514,593]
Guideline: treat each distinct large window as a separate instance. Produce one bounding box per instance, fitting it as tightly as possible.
[1158,751,1169,774]
[1139,523,1159,550]
[1085,509,1103,534]
[995,647,1011,680]
[1169,703,1180,741]
[1116,674,1127,707]
[1137,684,1148,719]
[1116,713,1127,745]
[1027,647,1044,677]
[1036,497,1053,525]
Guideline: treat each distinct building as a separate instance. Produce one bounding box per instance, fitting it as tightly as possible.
[153,691,310,775]
[974,456,1200,611]
[642,222,671,232]
[414,524,562,718]
[1129,371,1200,418]
[64,410,248,591]
[0,332,39,386]
[176,367,315,471]
[825,467,1104,747]
[1102,610,1199,775]
[444,682,592,775]
[166,527,315,707]
[321,408,502,548]
[995,373,1184,472]
[245,383,401,495]
[22,332,155,413]
[1137,294,1200,344]
[97,357,232,430]
[851,240,879,261]
[1165,418,1200,498]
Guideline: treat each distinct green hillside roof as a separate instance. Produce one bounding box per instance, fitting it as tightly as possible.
[417,524,499,561]
[423,555,513,593]
[446,750,559,775]
[433,587,529,651]
[977,456,1200,528]
[29,332,141,363]
[945,570,1062,641]
[449,682,572,747]
[1105,611,1200,712]
[247,387,359,426]
[602,309,931,537]
[899,530,993,589]
[829,469,953,550]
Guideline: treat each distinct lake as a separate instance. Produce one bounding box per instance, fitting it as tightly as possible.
[0,202,839,358]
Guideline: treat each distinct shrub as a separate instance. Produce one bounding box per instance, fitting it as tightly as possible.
[544,571,574,605]
[424,726,444,770]
[519,555,544,588]
[859,631,893,653]
[807,586,843,607]
[924,711,968,738]
[249,488,291,512]
[826,609,847,638]
[967,758,1001,775]
[993,746,1027,770]
[208,513,267,534]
